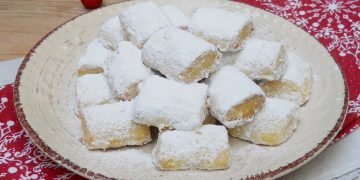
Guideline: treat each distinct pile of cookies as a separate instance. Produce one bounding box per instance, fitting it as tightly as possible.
[76,2,313,171]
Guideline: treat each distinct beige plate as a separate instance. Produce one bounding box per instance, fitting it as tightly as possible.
[14,0,348,179]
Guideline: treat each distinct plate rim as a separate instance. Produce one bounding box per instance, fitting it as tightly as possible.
[13,1,349,179]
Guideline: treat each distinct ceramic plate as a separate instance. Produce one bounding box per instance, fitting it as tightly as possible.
[14,0,348,179]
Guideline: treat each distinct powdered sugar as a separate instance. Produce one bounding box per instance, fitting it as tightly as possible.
[133,75,208,131]
[64,0,330,177]
[266,87,303,106]
[217,51,241,69]
[98,16,125,50]
[119,2,172,48]
[142,27,221,83]
[152,125,229,170]
[260,52,313,105]
[257,98,299,121]
[235,38,287,80]
[161,5,189,29]
[188,7,251,51]
[189,7,250,41]
[207,65,264,127]
[105,41,153,99]
[77,39,111,72]
[76,74,113,109]
[283,52,312,89]
[82,101,151,149]
[230,98,299,145]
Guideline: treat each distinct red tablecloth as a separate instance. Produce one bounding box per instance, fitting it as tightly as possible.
[1,0,359,179]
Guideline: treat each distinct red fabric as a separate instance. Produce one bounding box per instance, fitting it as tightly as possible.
[0,85,82,179]
[0,0,359,179]
[236,0,360,142]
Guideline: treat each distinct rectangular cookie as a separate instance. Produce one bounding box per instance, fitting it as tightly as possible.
[208,65,265,128]
[259,52,313,105]
[119,2,172,48]
[105,41,153,100]
[77,39,110,76]
[76,73,113,110]
[228,98,299,146]
[143,27,221,83]
[235,38,287,81]
[152,125,230,170]
[189,7,253,52]
[80,101,151,150]
[98,16,125,50]
[133,75,208,130]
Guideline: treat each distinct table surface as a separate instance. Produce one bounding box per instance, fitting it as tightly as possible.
[0,0,125,61]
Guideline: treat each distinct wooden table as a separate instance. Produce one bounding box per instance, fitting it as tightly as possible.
[0,0,125,61]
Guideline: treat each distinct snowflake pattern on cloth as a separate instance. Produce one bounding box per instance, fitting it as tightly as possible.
[0,84,82,180]
[0,0,359,178]
[237,0,360,142]
[349,94,360,117]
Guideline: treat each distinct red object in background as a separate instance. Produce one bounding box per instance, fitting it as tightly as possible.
[81,0,103,9]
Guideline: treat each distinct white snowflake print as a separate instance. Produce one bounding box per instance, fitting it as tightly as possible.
[0,97,8,113]
[0,120,76,179]
[258,0,360,68]
[0,120,18,153]
[348,94,360,117]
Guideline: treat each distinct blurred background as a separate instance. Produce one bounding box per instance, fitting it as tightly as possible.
[0,0,124,60]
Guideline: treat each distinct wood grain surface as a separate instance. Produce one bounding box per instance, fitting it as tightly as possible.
[0,0,126,61]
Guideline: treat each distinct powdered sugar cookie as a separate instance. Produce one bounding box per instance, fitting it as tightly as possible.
[119,2,172,48]
[80,101,151,150]
[235,38,287,81]
[228,98,299,146]
[77,39,111,76]
[98,16,125,50]
[260,52,313,105]
[133,75,208,130]
[208,66,265,128]
[143,27,221,83]
[189,7,253,52]
[153,125,230,170]
[160,5,189,29]
[76,74,113,110]
[105,41,153,100]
